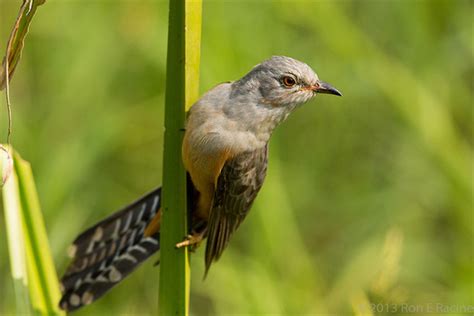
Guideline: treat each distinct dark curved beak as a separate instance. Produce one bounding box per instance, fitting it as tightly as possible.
[314,81,342,96]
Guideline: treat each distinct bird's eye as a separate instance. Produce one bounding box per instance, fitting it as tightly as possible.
[282,76,297,88]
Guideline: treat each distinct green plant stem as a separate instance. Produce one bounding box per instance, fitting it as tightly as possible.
[158,1,202,315]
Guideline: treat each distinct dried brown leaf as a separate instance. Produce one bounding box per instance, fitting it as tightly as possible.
[0,0,45,90]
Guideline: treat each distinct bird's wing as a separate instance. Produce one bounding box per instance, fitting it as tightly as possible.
[205,144,268,273]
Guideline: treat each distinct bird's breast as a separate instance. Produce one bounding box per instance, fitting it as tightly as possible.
[182,111,267,219]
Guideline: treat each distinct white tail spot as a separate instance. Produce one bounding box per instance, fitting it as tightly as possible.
[82,291,94,305]
[121,253,138,264]
[69,294,81,306]
[109,266,122,282]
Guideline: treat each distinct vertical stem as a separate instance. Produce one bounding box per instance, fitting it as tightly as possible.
[159,1,202,315]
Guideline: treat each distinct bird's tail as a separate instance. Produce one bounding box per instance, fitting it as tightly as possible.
[59,188,162,312]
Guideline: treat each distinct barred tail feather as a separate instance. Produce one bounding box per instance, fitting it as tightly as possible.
[59,188,162,311]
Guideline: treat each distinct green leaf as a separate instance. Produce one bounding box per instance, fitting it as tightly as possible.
[1,147,64,316]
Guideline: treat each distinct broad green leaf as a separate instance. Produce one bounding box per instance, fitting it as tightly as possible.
[2,147,64,316]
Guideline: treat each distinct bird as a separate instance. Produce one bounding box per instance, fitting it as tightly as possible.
[58,56,342,311]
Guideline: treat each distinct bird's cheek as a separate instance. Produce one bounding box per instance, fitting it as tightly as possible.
[295,91,313,105]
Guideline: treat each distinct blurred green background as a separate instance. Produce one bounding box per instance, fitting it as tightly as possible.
[0,0,472,315]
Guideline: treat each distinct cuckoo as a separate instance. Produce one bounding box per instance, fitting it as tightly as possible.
[59,56,342,311]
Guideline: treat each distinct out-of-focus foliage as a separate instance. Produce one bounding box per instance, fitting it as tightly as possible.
[0,0,471,315]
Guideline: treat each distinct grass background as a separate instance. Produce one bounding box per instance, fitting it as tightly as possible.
[0,0,472,315]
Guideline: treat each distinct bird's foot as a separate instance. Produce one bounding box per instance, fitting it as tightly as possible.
[176,231,204,252]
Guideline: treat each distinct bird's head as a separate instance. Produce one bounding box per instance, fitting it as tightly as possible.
[237,56,341,108]
[226,56,342,141]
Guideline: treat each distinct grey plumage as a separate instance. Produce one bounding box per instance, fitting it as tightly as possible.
[189,56,340,272]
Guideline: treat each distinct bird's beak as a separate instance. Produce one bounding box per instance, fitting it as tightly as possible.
[313,81,342,96]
